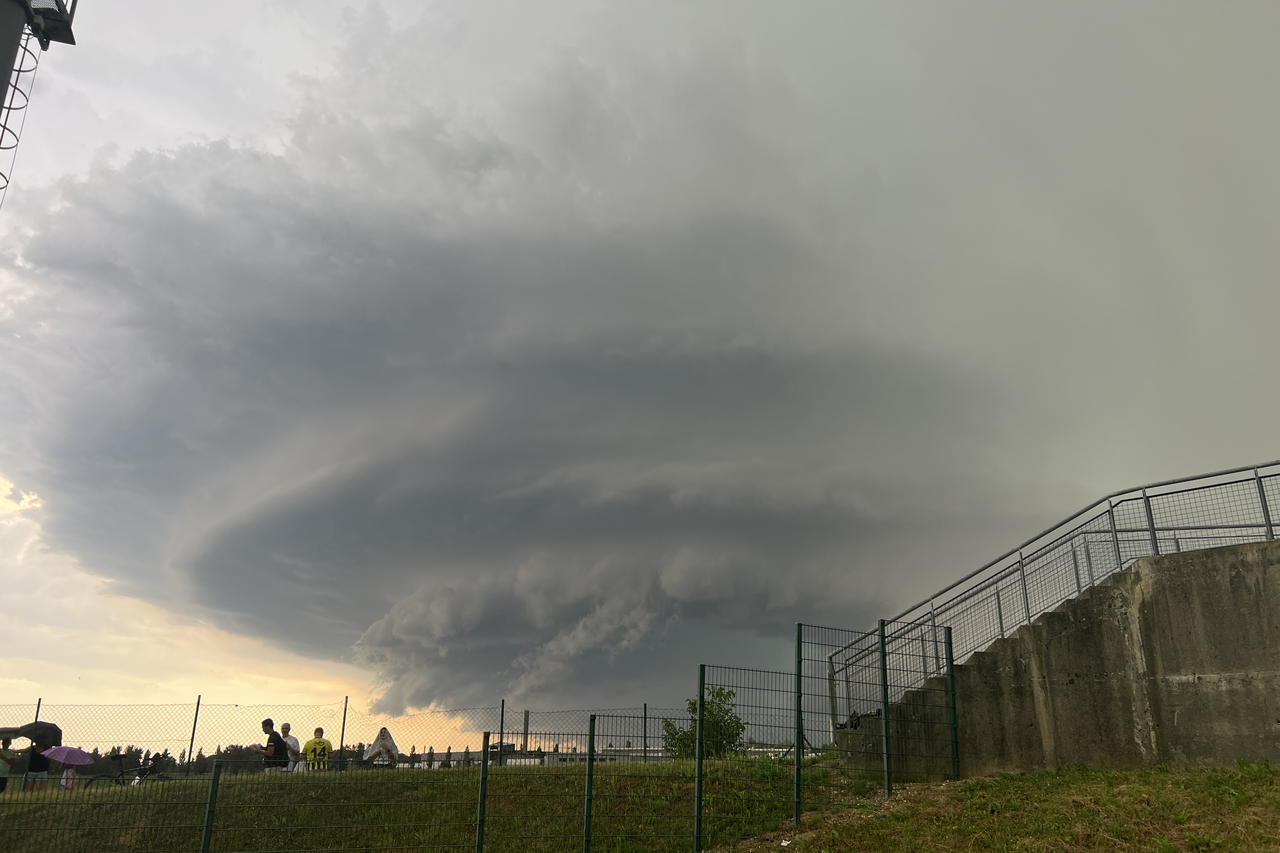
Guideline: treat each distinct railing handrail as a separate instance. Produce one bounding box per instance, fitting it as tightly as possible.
[890,459,1280,623]
[824,459,1280,666]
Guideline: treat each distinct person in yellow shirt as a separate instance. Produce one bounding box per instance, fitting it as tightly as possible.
[302,727,333,772]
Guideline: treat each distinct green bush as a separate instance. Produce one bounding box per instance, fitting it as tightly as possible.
[661,686,747,759]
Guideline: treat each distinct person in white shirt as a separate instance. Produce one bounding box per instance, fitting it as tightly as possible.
[280,723,302,773]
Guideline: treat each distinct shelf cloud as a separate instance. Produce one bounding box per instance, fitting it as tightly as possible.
[6,1,1280,711]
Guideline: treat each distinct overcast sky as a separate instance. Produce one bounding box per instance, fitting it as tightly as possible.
[4,0,1280,714]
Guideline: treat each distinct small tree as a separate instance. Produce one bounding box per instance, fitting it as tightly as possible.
[661,686,747,759]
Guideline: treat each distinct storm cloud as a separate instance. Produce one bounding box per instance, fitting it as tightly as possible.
[6,1,1280,711]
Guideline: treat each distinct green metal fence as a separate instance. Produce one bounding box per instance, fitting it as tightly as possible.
[798,620,959,796]
[0,644,955,852]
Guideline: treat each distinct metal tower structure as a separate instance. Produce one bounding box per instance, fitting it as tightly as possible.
[0,0,77,206]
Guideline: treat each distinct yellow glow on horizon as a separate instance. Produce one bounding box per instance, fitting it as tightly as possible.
[0,488,370,708]
[0,476,499,754]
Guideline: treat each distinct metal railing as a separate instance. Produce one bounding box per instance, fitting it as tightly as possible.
[823,460,1280,734]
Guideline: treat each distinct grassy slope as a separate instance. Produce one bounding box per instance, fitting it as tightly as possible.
[0,759,805,853]
[780,762,1280,853]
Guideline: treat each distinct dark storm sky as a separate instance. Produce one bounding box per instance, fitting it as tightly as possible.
[5,1,1280,711]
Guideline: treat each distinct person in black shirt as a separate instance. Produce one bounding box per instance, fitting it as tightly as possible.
[250,719,289,772]
[25,739,50,792]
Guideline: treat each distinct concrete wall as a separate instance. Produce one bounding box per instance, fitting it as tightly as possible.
[834,677,955,782]
[955,540,1280,776]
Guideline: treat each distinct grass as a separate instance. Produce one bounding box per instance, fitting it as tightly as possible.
[3,759,1279,852]
[0,758,810,853]
[782,760,1280,853]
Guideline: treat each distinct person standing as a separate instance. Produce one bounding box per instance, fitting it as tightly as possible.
[280,723,302,773]
[302,727,333,772]
[59,761,79,791]
[249,719,289,773]
[0,737,14,792]
[24,739,50,791]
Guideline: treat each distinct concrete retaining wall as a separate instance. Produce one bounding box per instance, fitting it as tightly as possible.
[955,540,1280,775]
[834,677,954,781]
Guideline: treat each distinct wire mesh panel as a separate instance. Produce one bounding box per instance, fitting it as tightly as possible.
[1149,477,1265,531]
[484,728,589,853]
[190,704,499,773]
[590,714,691,853]
[38,703,197,765]
[800,623,955,791]
[340,706,498,771]
[206,759,479,852]
[698,666,797,849]
[515,709,683,756]
[800,623,877,748]
[878,621,954,784]
[0,767,205,852]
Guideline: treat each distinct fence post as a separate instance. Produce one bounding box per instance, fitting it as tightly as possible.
[498,700,505,763]
[1070,548,1082,594]
[1142,488,1160,556]
[28,699,41,784]
[476,732,490,853]
[878,620,891,797]
[929,605,942,676]
[1084,539,1096,586]
[583,715,596,853]
[1255,468,1275,541]
[1016,553,1032,626]
[944,628,959,781]
[1108,501,1123,568]
[825,656,840,735]
[994,591,1004,639]
[694,664,706,853]
[793,623,803,827]
[199,760,223,853]
[643,703,648,763]
[186,695,201,777]
[338,696,349,772]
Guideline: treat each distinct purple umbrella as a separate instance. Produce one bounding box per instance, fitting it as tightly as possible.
[41,746,94,765]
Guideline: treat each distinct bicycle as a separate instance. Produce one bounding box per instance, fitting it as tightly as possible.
[82,753,173,788]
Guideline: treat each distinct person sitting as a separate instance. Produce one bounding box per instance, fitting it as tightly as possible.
[302,727,333,772]
[363,727,399,769]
